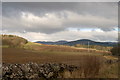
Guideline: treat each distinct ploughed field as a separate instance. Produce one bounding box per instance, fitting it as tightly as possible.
[2,47,104,65]
[2,47,119,78]
[2,41,110,64]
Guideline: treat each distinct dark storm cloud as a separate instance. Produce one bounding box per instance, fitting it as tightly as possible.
[2,2,118,34]
[2,0,120,2]
[2,2,117,18]
[1,1,118,42]
[0,2,2,30]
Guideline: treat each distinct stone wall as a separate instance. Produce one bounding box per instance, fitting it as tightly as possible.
[2,62,78,79]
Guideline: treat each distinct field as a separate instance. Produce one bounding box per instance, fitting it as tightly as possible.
[2,42,110,64]
[1,35,119,78]
[2,42,119,78]
[2,48,105,65]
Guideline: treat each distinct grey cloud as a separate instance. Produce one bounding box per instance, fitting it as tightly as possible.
[2,2,117,19]
[2,2,118,42]
[0,2,2,30]
[2,11,117,33]
[2,30,118,42]
[2,0,120,2]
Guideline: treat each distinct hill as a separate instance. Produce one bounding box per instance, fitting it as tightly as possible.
[2,35,28,47]
[63,39,117,47]
[36,39,117,47]
[36,40,68,45]
[1,34,111,53]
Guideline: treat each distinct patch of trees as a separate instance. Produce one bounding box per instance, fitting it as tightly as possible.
[2,35,28,47]
[110,43,120,56]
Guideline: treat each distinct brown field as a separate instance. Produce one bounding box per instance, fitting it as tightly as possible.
[2,41,110,65]
[2,47,119,78]
[2,48,103,65]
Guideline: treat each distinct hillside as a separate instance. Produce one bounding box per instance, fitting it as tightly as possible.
[1,35,102,53]
[2,35,28,47]
[64,39,117,46]
[36,39,117,47]
[1,35,113,53]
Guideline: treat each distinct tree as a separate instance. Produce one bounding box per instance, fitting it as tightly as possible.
[110,43,120,56]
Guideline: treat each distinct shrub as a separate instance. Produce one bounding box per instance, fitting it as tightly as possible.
[110,43,120,56]
[81,55,103,78]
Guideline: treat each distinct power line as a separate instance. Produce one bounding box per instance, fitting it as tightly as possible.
[88,41,89,52]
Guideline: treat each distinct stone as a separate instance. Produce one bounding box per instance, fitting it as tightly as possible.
[2,62,78,79]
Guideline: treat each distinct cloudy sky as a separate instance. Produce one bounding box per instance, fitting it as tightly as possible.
[2,2,118,42]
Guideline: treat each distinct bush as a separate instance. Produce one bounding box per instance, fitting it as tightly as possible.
[110,43,120,56]
[81,55,102,78]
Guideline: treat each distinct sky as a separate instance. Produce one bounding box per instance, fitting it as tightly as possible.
[1,0,120,2]
[1,2,118,42]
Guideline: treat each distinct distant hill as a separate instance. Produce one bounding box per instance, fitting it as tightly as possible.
[36,40,68,45]
[36,39,117,47]
[63,39,117,47]
[2,34,112,54]
[2,34,117,48]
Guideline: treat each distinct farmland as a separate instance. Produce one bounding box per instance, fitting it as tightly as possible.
[2,35,119,78]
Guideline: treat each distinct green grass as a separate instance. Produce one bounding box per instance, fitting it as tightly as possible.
[25,42,41,46]
[23,42,108,56]
[23,42,42,50]
[1,45,9,48]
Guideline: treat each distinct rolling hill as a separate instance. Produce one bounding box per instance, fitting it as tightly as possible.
[2,34,111,53]
[2,35,28,47]
[35,39,117,47]
[63,39,117,46]
[36,40,68,45]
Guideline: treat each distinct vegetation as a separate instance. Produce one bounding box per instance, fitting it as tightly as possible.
[2,35,28,48]
[3,47,118,78]
[2,34,119,78]
[74,55,103,78]
[110,43,120,56]
[75,44,112,51]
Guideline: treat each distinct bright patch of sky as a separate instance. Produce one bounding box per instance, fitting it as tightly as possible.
[67,28,104,32]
